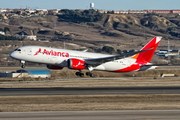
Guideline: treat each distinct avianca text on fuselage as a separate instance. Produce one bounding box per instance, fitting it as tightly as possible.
[34,48,69,57]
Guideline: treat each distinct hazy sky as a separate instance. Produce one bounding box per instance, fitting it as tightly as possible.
[0,0,180,10]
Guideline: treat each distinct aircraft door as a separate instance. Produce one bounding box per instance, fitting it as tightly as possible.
[27,48,32,55]
[21,49,26,56]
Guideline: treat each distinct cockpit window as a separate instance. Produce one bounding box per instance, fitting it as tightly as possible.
[14,49,21,51]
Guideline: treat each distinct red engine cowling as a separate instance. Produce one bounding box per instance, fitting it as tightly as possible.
[67,58,86,70]
[46,65,64,70]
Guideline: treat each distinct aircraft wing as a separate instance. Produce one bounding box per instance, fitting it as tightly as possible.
[85,49,150,66]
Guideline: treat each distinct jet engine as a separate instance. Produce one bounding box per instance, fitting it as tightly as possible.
[46,64,64,70]
[67,58,86,70]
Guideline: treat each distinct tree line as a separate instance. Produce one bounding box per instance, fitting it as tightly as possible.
[58,9,104,23]
[102,46,135,54]
[0,27,11,34]
[0,27,21,40]
[0,35,21,40]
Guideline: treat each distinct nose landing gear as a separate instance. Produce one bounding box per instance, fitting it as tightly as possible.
[20,60,25,68]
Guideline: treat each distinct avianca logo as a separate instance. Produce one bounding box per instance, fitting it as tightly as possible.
[34,48,69,57]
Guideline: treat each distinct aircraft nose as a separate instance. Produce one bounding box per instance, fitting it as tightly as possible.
[9,51,16,59]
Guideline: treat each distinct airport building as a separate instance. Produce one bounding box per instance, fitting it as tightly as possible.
[0,69,51,78]
[155,49,180,58]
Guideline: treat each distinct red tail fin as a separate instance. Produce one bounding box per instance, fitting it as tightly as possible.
[132,37,162,65]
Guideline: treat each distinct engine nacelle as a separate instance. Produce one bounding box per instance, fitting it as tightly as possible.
[46,64,64,70]
[67,58,86,70]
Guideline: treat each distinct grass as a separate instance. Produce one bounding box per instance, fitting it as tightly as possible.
[1,66,180,88]
[0,94,180,112]
[0,76,180,88]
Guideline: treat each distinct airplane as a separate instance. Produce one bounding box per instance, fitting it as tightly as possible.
[10,36,162,77]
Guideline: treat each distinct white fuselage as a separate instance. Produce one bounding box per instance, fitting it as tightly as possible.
[10,46,137,72]
[10,37,162,73]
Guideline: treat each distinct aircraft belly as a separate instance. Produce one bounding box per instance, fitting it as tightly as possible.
[93,62,127,71]
[97,58,136,71]
[94,65,106,71]
[22,55,61,64]
[103,62,127,71]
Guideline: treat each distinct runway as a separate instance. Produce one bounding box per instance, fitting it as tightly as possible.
[0,86,180,96]
[0,110,180,120]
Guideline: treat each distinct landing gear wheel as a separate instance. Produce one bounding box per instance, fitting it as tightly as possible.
[75,72,84,77]
[21,64,25,68]
[86,72,91,76]
[79,73,84,77]
[75,72,80,76]
[89,73,94,77]
[86,72,94,77]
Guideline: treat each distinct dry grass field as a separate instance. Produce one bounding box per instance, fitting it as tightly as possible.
[0,66,180,88]
[0,76,180,88]
[0,94,180,112]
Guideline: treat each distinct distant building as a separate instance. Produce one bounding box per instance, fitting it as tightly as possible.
[99,9,180,15]
[26,35,37,40]
[128,10,147,14]
[13,9,26,14]
[146,10,180,14]
[16,31,37,40]
[25,9,36,14]
[119,10,128,14]
[172,10,180,14]
[36,9,48,15]
[0,31,5,35]
[16,69,51,78]
[48,9,60,15]
[0,9,7,13]
[155,49,180,58]
[0,69,51,78]
[98,10,108,14]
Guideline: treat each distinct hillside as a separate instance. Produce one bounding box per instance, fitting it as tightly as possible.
[1,12,180,66]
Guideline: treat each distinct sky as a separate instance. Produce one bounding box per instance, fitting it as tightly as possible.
[0,0,180,10]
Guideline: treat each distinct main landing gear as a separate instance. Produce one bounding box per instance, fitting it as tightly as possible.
[86,72,94,77]
[75,71,84,77]
[75,71,94,77]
